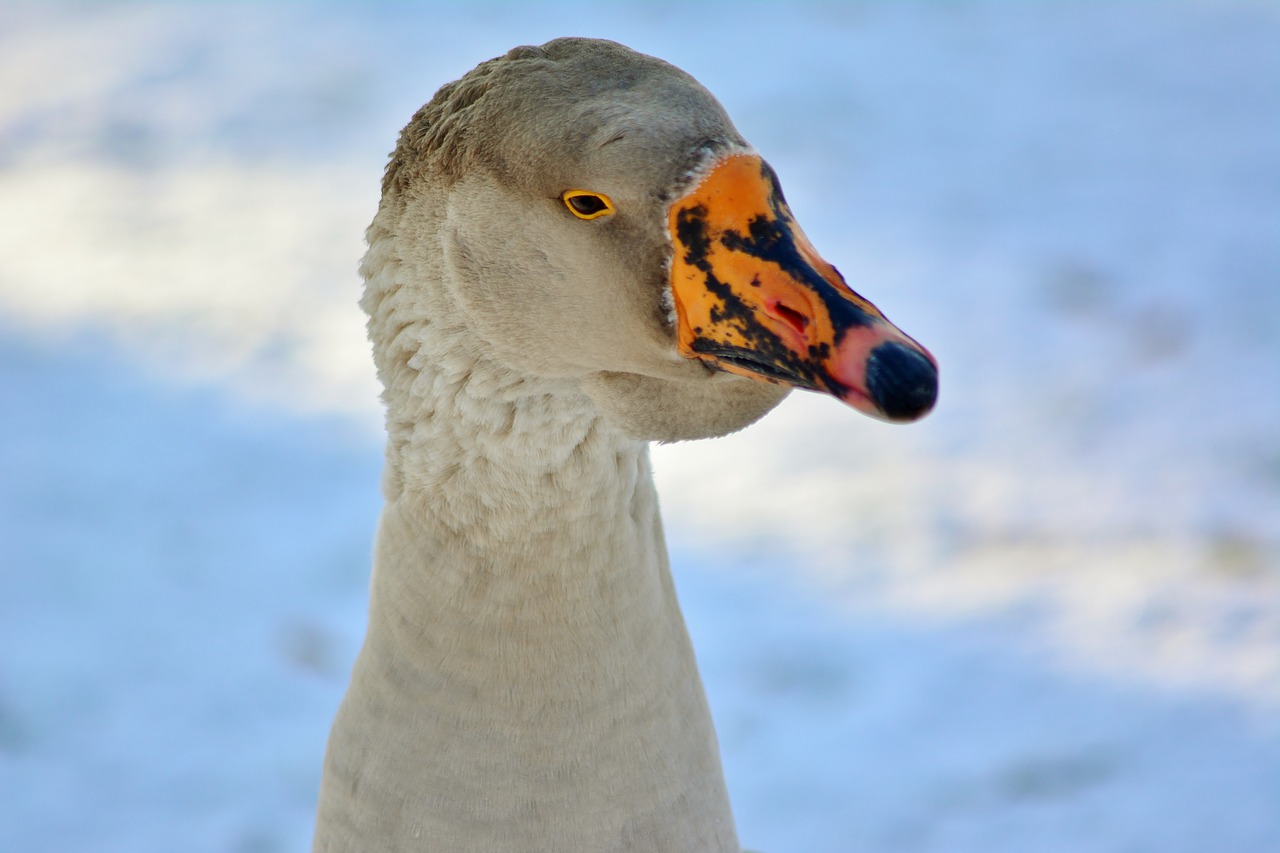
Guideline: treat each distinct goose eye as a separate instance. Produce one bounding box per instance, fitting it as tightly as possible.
[562,190,615,220]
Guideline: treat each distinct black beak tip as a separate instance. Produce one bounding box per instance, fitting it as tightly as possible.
[865,342,938,422]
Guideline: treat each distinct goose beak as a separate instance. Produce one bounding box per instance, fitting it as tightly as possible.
[668,153,938,423]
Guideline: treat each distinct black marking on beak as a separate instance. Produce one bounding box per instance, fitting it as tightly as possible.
[675,203,830,391]
[865,342,938,421]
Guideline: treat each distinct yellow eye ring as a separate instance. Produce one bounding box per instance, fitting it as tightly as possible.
[562,190,616,220]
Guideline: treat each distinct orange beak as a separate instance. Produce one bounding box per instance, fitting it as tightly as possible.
[669,153,938,423]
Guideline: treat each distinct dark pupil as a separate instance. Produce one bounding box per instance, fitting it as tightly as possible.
[569,194,607,215]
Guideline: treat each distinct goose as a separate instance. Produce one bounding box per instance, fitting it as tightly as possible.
[313,37,937,853]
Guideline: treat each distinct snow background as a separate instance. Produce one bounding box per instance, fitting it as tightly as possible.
[1,2,1277,851]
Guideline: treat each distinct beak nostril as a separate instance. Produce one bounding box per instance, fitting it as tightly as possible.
[771,302,810,336]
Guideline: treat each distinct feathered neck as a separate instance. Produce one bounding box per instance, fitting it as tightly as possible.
[313,210,740,852]
[360,210,650,542]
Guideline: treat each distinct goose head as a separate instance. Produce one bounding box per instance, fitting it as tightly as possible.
[368,38,937,443]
